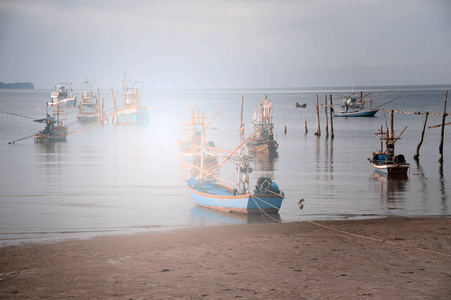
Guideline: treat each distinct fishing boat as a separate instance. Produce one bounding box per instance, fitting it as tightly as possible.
[187,98,286,214]
[369,125,410,175]
[333,109,379,117]
[246,95,279,154]
[180,108,220,163]
[341,95,365,109]
[34,106,68,143]
[296,102,307,108]
[77,78,104,122]
[187,170,284,214]
[187,134,284,214]
[112,73,149,125]
[48,83,77,107]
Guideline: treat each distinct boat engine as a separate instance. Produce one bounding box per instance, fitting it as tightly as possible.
[393,154,406,164]
[255,177,280,194]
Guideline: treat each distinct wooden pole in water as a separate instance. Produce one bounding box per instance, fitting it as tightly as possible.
[315,95,321,136]
[324,95,329,138]
[304,117,308,133]
[329,94,334,138]
[413,112,428,160]
[438,90,447,163]
[389,110,394,139]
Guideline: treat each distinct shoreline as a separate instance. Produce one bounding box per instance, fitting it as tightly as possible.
[1,217,450,299]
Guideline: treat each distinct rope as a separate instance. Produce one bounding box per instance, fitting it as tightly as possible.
[68,112,112,134]
[250,194,281,223]
[260,188,451,258]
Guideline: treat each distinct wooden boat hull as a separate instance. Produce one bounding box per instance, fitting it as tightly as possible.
[246,140,279,154]
[333,109,378,117]
[77,114,99,122]
[187,179,283,214]
[370,154,409,175]
[34,126,68,143]
[117,107,149,125]
[371,163,410,175]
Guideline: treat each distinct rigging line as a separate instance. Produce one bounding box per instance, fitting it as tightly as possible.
[3,112,36,119]
[250,194,281,223]
[8,133,36,144]
[209,131,242,139]
[210,175,235,190]
[201,131,257,181]
[68,112,112,134]
[262,187,302,205]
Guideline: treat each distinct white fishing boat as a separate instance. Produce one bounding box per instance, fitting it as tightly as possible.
[77,78,104,122]
[48,83,77,107]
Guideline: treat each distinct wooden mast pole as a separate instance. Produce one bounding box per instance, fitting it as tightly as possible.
[329,94,334,138]
[389,110,394,139]
[413,112,429,160]
[324,95,329,138]
[438,91,447,163]
[240,96,244,140]
[315,95,321,136]
[96,88,101,122]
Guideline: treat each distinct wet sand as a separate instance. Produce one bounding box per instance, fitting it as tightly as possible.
[0,217,450,299]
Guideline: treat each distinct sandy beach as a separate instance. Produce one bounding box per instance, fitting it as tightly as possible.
[0,217,450,299]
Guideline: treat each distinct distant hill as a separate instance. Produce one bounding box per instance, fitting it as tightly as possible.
[0,82,34,89]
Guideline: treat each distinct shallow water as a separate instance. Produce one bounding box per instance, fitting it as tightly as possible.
[0,85,450,245]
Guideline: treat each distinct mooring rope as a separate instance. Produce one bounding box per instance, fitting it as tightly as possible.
[260,188,451,258]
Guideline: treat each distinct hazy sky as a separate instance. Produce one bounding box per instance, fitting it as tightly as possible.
[0,0,450,89]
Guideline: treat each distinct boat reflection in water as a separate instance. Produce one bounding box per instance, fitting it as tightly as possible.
[190,205,281,227]
[372,171,408,210]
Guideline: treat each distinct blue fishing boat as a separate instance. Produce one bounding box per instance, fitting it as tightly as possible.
[187,99,285,214]
[369,125,410,175]
[187,176,284,214]
[333,109,378,117]
[112,73,149,125]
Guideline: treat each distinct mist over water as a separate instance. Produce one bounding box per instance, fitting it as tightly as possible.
[0,85,450,246]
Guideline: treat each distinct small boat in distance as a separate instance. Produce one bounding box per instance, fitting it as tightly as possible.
[247,95,279,154]
[48,83,77,107]
[296,102,307,108]
[77,78,104,122]
[112,72,149,125]
[369,125,410,175]
[34,106,68,143]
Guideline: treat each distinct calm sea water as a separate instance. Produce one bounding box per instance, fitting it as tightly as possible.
[1,85,450,246]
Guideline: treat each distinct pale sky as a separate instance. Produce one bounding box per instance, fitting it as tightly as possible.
[0,0,450,89]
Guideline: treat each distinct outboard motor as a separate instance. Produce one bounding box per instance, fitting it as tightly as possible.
[255,177,272,194]
[394,154,406,164]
